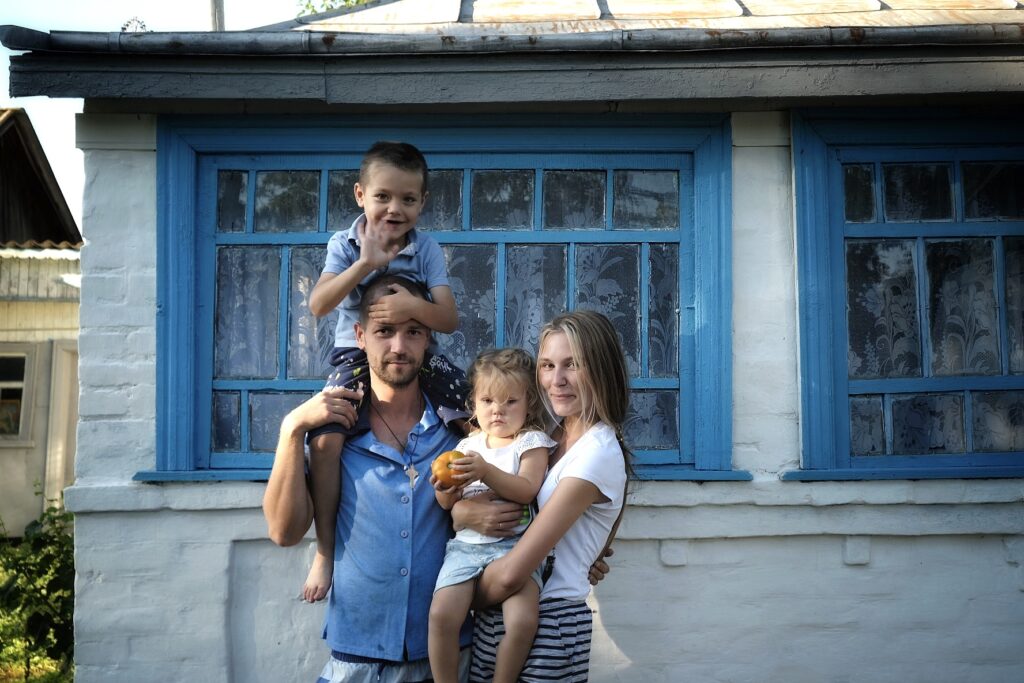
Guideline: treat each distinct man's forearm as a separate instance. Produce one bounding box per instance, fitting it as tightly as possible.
[263,418,314,546]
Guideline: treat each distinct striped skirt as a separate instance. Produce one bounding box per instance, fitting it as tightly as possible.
[470,598,592,682]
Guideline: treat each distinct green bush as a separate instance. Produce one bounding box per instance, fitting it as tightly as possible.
[0,499,74,683]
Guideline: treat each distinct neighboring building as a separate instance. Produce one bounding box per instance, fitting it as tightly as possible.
[3,1,1023,681]
[0,108,81,534]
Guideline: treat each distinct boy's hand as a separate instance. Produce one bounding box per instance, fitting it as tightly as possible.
[357,218,402,270]
[453,451,492,485]
[366,283,420,325]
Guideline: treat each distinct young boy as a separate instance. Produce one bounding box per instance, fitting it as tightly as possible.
[303,141,468,602]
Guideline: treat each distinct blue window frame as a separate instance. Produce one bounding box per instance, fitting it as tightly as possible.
[790,111,1024,480]
[139,116,745,481]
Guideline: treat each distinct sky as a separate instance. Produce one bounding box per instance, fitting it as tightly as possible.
[1,0,304,228]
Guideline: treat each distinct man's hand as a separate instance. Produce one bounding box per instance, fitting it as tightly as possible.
[366,283,419,325]
[588,546,614,585]
[283,385,362,436]
[450,491,523,538]
[356,218,402,271]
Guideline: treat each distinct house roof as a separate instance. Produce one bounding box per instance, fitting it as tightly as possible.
[1,0,1022,106]
[0,109,81,250]
[267,0,1024,34]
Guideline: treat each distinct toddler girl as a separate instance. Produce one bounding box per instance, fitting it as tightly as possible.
[428,348,555,683]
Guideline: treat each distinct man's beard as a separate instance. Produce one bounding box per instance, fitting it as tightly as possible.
[369,353,421,389]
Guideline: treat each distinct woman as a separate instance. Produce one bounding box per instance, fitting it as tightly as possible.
[453,310,631,682]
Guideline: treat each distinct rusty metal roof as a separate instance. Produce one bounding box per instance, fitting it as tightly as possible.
[267,0,1024,33]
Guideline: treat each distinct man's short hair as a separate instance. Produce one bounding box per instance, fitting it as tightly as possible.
[358,275,432,325]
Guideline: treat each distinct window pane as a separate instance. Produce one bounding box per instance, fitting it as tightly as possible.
[883,164,953,222]
[420,169,463,231]
[0,356,26,382]
[846,240,922,379]
[543,170,605,230]
[625,390,678,450]
[1006,237,1024,374]
[289,247,337,380]
[215,247,280,379]
[470,170,533,230]
[438,245,496,371]
[211,391,240,452]
[963,162,1024,220]
[927,239,1000,376]
[843,164,875,223]
[891,393,965,454]
[613,170,678,230]
[254,171,319,233]
[250,392,311,452]
[850,395,885,456]
[0,394,21,435]
[327,170,361,231]
[217,170,247,232]
[576,244,640,374]
[505,245,566,354]
[649,244,679,377]
[972,391,1024,452]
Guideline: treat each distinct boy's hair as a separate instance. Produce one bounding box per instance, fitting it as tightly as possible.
[360,141,429,193]
[467,348,547,435]
[538,310,633,467]
[358,274,430,325]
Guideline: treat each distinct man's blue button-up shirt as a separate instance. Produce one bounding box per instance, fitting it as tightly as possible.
[324,396,472,661]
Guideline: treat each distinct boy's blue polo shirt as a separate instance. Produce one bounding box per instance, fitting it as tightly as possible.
[324,216,450,349]
[323,395,472,661]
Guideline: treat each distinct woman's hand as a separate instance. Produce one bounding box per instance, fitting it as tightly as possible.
[450,491,524,537]
[588,546,614,585]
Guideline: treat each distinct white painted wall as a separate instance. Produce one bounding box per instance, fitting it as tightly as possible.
[67,112,1024,683]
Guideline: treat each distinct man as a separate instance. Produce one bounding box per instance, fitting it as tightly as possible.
[263,274,613,683]
[263,274,475,682]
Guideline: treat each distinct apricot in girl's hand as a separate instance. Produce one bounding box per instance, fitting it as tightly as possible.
[431,450,463,488]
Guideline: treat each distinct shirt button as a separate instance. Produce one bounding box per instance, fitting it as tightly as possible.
[401,495,409,504]
[400,568,409,576]
[400,530,409,538]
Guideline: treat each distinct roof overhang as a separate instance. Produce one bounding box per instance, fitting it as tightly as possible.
[3,23,1023,107]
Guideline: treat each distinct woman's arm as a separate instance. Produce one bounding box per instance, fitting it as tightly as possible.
[473,477,602,608]
[454,447,548,505]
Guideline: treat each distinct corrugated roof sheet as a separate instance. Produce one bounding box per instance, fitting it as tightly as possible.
[276,0,1024,33]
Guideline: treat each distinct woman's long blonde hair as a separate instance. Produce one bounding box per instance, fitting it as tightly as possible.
[538,310,632,467]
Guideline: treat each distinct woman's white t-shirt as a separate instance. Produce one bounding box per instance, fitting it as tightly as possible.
[537,421,626,601]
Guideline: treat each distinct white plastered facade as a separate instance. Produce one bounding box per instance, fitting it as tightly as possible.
[67,112,1024,683]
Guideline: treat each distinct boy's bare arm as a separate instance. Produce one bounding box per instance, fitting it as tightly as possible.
[309,263,374,317]
[365,284,458,333]
[309,219,403,317]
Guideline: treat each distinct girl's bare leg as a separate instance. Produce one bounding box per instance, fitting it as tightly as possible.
[303,432,344,602]
[493,579,540,683]
[429,581,475,683]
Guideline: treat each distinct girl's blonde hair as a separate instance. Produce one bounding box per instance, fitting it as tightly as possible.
[466,348,547,435]
[538,310,633,466]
